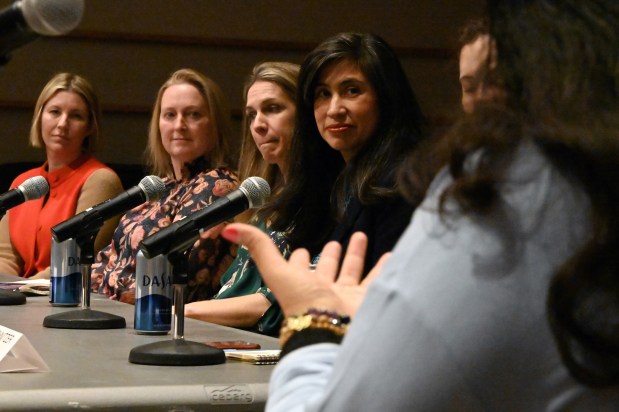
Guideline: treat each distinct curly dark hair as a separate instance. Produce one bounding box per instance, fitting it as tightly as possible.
[401,0,619,386]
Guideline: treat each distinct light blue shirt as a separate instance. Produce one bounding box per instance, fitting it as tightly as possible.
[266,141,619,411]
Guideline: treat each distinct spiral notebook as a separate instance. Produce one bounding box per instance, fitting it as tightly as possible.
[225,349,280,365]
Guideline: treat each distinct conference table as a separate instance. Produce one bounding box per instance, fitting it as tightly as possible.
[0,274,279,412]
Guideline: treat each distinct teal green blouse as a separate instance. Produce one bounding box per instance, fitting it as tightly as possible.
[214,220,289,336]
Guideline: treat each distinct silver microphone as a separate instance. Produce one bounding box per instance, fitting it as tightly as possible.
[139,177,271,258]
[0,175,49,215]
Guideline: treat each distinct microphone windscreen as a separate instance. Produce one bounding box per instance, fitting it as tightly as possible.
[239,177,270,208]
[19,176,49,201]
[22,0,84,36]
[138,175,166,202]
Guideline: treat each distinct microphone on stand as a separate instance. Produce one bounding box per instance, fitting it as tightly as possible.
[0,0,84,65]
[0,175,48,305]
[139,176,271,258]
[129,177,271,366]
[43,175,166,330]
[0,175,49,218]
[52,175,166,242]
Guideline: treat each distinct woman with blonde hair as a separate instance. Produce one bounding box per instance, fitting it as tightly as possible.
[185,61,299,335]
[237,61,298,195]
[92,68,238,303]
[0,72,123,279]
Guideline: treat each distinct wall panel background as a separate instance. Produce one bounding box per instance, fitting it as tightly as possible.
[0,0,484,167]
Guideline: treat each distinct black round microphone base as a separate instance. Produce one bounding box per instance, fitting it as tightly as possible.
[0,289,26,305]
[43,308,126,329]
[129,339,226,366]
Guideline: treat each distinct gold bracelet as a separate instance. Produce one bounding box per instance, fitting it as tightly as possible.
[279,309,350,347]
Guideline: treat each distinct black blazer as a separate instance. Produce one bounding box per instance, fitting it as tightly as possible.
[328,194,415,277]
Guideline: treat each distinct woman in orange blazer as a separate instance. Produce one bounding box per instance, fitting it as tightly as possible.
[0,73,123,279]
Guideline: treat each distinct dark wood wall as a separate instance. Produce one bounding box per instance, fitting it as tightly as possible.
[0,0,485,167]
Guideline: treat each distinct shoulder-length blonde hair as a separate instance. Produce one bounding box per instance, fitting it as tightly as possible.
[30,72,102,153]
[145,68,233,178]
[238,61,300,194]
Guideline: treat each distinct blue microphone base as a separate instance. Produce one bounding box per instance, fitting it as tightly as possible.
[129,339,226,366]
[43,308,126,329]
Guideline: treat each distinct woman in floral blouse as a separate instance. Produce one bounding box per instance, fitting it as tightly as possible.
[91,68,238,303]
[185,62,299,336]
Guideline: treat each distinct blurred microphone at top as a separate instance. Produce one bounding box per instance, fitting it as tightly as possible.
[0,0,84,64]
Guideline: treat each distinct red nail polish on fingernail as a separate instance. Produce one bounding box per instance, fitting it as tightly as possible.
[222,226,239,243]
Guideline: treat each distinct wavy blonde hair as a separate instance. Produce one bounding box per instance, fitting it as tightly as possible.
[145,68,233,177]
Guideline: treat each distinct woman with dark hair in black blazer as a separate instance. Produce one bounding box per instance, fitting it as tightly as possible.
[261,32,426,275]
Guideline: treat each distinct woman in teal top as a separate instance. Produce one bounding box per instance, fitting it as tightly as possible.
[185,61,299,336]
[214,221,289,335]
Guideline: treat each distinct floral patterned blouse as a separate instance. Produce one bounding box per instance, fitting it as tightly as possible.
[91,159,239,303]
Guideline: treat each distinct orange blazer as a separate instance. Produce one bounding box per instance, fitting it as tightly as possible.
[9,154,112,278]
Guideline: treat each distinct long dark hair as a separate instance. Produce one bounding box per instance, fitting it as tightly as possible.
[264,32,426,254]
[400,0,619,386]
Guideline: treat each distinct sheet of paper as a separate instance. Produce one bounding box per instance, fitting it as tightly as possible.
[0,324,49,373]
